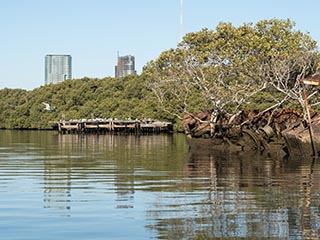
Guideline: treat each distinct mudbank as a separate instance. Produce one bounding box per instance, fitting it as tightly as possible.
[182,109,320,157]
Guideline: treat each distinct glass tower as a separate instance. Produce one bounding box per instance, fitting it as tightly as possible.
[45,55,72,85]
[115,55,136,78]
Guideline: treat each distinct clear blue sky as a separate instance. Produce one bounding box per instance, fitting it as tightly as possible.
[1,0,320,90]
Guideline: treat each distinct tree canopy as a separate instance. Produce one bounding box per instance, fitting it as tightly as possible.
[0,75,172,129]
[143,18,320,122]
[1,18,320,130]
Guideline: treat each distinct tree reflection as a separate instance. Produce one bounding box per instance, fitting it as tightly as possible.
[147,149,320,239]
[5,131,319,238]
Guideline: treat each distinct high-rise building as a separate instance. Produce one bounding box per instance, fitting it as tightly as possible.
[115,55,136,78]
[45,54,72,85]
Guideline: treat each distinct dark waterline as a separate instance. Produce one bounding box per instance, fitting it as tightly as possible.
[0,130,319,239]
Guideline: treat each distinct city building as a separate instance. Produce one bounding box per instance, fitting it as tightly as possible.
[115,55,136,78]
[45,54,72,85]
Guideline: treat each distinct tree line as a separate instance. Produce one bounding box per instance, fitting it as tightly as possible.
[0,76,173,129]
[144,18,320,124]
[1,18,320,130]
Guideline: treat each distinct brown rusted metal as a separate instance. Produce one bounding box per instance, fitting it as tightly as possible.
[300,74,320,86]
[182,109,320,157]
[302,86,317,156]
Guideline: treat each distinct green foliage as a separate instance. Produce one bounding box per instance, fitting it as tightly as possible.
[0,75,171,129]
[1,18,320,130]
[143,18,320,120]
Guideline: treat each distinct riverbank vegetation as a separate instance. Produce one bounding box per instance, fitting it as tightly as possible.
[144,18,320,123]
[0,75,172,129]
[1,18,319,130]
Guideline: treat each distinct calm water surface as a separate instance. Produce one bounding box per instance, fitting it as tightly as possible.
[0,130,320,239]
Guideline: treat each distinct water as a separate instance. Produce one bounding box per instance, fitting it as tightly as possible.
[0,130,320,239]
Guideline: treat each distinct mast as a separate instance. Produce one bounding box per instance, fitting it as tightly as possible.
[180,0,183,41]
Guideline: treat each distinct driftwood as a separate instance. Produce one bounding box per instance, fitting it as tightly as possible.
[182,109,319,157]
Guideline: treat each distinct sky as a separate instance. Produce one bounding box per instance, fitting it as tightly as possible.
[1,0,320,90]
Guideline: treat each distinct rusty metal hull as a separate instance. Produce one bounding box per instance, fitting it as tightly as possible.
[183,109,320,157]
[282,122,320,157]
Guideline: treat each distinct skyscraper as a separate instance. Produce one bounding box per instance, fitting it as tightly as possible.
[45,54,72,85]
[115,55,136,78]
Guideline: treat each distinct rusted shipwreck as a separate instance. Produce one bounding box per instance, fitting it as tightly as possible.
[182,109,320,157]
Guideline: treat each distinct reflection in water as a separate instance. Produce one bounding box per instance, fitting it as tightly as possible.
[0,130,320,239]
[43,156,72,217]
[42,133,180,216]
[147,150,320,239]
